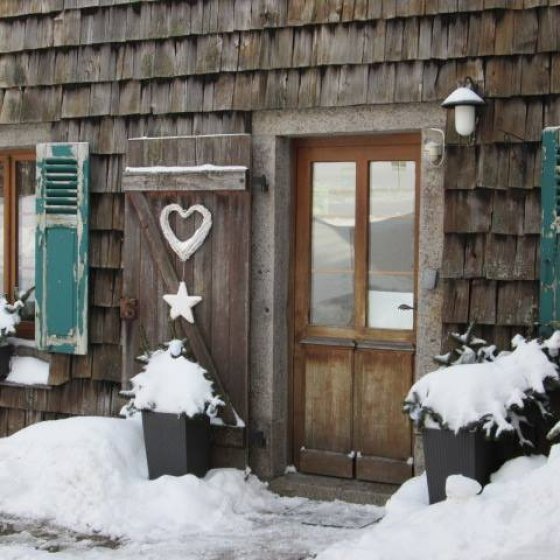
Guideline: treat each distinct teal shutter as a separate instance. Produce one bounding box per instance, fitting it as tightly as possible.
[540,127,560,335]
[35,143,89,354]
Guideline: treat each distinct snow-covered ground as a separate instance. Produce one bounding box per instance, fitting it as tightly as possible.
[0,416,380,559]
[318,452,558,560]
[0,415,559,560]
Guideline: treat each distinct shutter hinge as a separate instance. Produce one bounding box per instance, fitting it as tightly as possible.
[120,297,138,321]
[252,174,269,192]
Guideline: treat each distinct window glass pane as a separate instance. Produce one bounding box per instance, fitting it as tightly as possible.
[368,161,415,330]
[16,160,35,321]
[0,163,3,295]
[310,162,356,327]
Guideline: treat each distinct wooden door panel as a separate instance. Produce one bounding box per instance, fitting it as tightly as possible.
[300,448,353,478]
[356,455,412,484]
[304,344,353,451]
[299,343,354,478]
[354,347,413,483]
[293,135,420,482]
[123,189,250,425]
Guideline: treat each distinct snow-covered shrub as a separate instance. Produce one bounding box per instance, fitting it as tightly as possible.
[0,287,34,346]
[433,323,499,367]
[404,333,560,445]
[121,339,223,419]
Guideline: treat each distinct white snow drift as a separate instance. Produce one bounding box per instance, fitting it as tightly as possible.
[125,344,222,417]
[318,451,560,560]
[0,417,275,540]
[405,337,558,438]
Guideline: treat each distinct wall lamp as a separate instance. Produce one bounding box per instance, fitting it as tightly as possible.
[423,128,445,167]
[442,77,485,137]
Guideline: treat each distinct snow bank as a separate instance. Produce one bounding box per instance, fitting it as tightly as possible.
[445,475,481,500]
[125,164,247,174]
[0,417,278,540]
[405,338,558,437]
[318,450,560,560]
[5,356,49,385]
[0,295,20,338]
[127,345,222,417]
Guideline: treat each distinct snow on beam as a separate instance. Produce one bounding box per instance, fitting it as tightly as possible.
[122,164,247,192]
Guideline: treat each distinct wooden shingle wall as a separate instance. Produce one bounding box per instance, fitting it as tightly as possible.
[0,0,559,428]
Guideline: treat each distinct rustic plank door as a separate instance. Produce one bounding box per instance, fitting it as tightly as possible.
[122,135,251,433]
[293,135,419,483]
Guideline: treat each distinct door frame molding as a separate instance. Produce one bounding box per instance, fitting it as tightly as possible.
[250,105,445,479]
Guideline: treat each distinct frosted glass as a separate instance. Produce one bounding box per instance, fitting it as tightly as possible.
[368,161,415,330]
[310,162,356,327]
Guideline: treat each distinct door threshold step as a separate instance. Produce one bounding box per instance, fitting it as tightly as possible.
[268,472,399,506]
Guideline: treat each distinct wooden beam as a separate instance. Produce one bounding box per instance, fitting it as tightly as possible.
[128,191,237,426]
[122,167,247,192]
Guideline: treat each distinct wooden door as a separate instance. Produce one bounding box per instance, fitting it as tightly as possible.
[122,134,251,431]
[293,135,420,483]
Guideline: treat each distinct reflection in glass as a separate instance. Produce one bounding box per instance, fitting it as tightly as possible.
[368,161,415,330]
[16,161,35,321]
[310,162,356,327]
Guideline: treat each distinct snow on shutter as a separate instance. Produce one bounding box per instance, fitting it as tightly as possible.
[540,127,560,335]
[35,143,89,354]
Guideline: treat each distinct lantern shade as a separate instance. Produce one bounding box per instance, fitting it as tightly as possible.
[442,84,485,137]
[454,105,476,136]
[441,86,485,108]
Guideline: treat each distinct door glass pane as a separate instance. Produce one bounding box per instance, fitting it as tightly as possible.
[16,160,35,320]
[310,162,356,327]
[368,161,415,330]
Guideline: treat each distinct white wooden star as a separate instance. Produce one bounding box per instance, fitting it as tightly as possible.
[163,281,202,324]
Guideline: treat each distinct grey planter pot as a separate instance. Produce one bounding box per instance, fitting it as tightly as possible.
[0,345,13,380]
[423,428,519,504]
[141,410,210,479]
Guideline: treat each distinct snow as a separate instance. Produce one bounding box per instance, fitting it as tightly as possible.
[490,454,547,483]
[405,338,558,438]
[0,417,379,559]
[168,339,183,357]
[125,164,247,174]
[445,475,481,500]
[318,450,560,560]
[543,330,560,357]
[128,133,245,141]
[0,416,268,539]
[126,345,222,417]
[5,356,49,385]
[1,416,560,559]
[0,296,21,339]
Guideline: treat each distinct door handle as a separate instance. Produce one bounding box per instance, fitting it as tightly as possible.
[398,303,414,311]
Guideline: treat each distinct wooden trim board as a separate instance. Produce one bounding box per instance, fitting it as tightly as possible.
[123,168,247,192]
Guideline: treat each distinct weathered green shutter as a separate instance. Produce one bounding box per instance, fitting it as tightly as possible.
[35,143,89,354]
[540,127,560,335]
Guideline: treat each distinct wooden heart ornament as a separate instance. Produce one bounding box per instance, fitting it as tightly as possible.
[159,203,212,262]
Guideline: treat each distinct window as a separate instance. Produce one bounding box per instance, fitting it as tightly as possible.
[0,151,36,337]
[300,140,418,338]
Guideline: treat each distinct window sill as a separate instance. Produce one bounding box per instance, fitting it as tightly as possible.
[0,379,52,390]
[2,351,51,387]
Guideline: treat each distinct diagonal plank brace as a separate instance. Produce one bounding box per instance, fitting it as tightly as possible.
[128,191,237,426]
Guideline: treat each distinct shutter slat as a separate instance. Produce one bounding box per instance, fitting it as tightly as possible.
[44,155,79,214]
[539,127,560,335]
[36,143,89,355]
